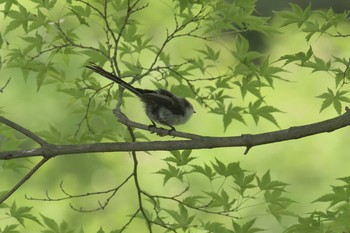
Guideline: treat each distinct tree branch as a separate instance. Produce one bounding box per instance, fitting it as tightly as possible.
[1,108,350,160]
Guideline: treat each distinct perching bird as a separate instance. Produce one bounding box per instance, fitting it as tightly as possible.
[86,63,194,130]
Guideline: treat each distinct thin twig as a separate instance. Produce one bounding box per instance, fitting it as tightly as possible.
[26,174,132,201]
[140,6,208,80]
[341,58,350,87]
[69,173,133,212]
[0,157,50,204]
[143,189,240,218]
[74,81,114,137]
[0,77,11,93]
[128,126,153,232]
[120,209,140,232]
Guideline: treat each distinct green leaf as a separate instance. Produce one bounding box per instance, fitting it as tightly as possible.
[264,189,295,222]
[211,158,232,177]
[40,214,74,233]
[188,57,206,74]
[165,150,196,166]
[41,214,60,232]
[211,160,244,178]
[232,220,242,233]
[177,0,191,13]
[9,202,42,226]
[156,163,184,185]
[303,55,332,73]
[191,164,216,180]
[202,221,228,233]
[314,185,350,208]
[267,200,295,222]
[6,3,32,33]
[133,36,154,53]
[313,193,338,203]
[231,219,265,233]
[0,224,20,233]
[67,5,90,25]
[159,51,171,65]
[284,215,322,233]
[242,219,265,233]
[122,24,138,42]
[164,204,195,231]
[259,57,286,85]
[303,21,320,41]
[248,99,282,127]
[260,170,271,186]
[232,36,264,63]
[317,89,350,114]
[28,9,48,32]
[233,173,256,196]
[197,44,221,61]
[234,78,263,99]
[21,31,43,53]
[120,60,142,77]
[277,3,311,27]
[223,103,246,131]
[31,0,57,9]
[205,189,236,211]
[337,176,350,185]
[257,170,288,191]
[182,195,205,207]
[0,0,17,16]
[82,49,108,64]
[278,47,313,66]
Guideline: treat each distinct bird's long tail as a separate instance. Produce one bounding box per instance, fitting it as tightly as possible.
[85,63,141,96]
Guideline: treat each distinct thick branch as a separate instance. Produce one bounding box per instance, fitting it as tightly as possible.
[1,109,350,160]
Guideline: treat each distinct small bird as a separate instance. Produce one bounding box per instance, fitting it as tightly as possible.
[86,63,194,130]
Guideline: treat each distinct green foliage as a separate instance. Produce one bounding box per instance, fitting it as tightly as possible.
[153,160,294,231]
[277,3,311,28]
[0,0,350,233]
[286,177,350,233]
[0,0,292,132]
[9,202,41,226]
[279,45,350,115]
[41,214,74,233]
[231,219,264,233]
[317,89,350,115]
[164,204,196,231]
[156,163,185,185]
[277,6,350,115]
[0,224,20,233]
[248,99,282,127]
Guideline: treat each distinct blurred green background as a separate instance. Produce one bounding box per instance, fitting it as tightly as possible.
[1,0,350,232]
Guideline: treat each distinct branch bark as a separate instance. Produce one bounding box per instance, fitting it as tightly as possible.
[1,108,350,160]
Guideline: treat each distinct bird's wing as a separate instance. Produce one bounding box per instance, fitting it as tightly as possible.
[141,90,185,115]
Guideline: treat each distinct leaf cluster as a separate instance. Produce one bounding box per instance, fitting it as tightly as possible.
[0,0,288,135]
[277,5,350,115]
[286,177,350,233]
[155,150,293,232]
[1,1,350,233]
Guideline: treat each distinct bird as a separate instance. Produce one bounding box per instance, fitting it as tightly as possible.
[85,63,195,130]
